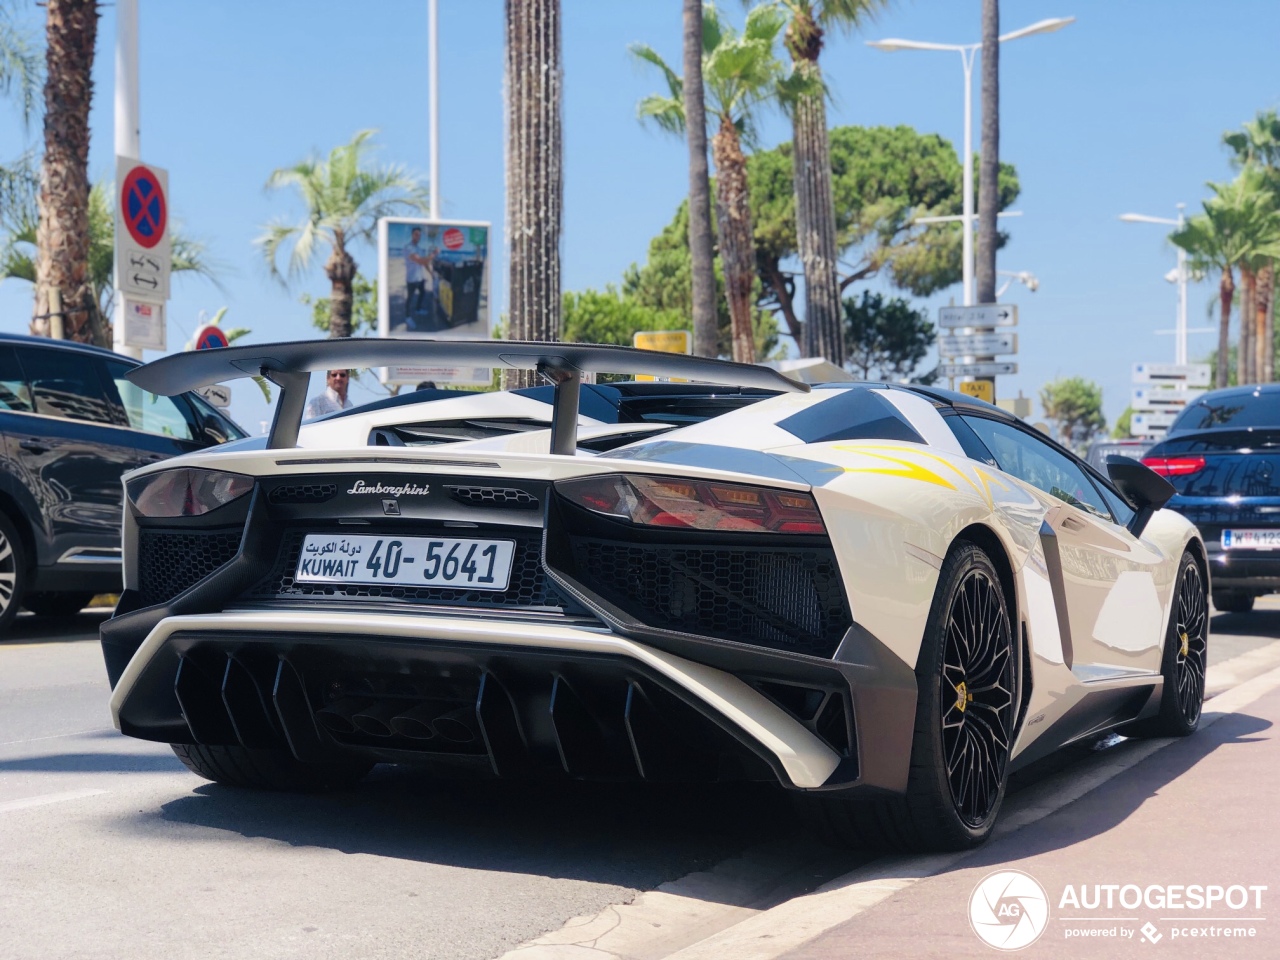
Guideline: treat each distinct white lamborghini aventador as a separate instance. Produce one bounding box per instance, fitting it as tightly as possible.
[101,340,1207,852]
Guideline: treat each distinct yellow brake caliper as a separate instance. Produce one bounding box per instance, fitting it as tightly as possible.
[955,680,973,713]
[1180,632,1190,658]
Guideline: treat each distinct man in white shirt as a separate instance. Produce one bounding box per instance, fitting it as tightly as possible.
[404,227,435,326]
[304,369,354,419]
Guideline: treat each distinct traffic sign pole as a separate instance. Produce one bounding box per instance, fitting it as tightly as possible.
[113,0,141,359]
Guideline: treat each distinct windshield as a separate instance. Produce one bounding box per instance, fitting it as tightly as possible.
[1170,390,1280,432]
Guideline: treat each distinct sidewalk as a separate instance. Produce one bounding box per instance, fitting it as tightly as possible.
[781,683,1280,959]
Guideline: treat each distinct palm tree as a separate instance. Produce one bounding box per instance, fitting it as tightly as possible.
[634,3,785,363]
[505,0,562,388]
[1175,171,1280,387]
[0,0,41,218]
[259,130,426,339]
[776,0,885,365]
[34,0,98,344]
[1173,213,1238,390]
[3,181,220,330]
[975,0,999,305]
[1225,110,1280,382]
[683,0,718,358]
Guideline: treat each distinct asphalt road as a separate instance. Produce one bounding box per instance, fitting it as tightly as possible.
[0,604,1277,960]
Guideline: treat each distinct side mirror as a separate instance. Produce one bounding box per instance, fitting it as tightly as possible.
[1106,455,1176,538]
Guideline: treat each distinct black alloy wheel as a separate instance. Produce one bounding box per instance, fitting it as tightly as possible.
[0,513,28,635]
[1123,552,1208,739]
[1173,559,1208,727]
[801,543,1018,852]
[940,565,1017,827]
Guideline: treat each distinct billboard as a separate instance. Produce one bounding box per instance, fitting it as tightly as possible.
[377,217,492,385]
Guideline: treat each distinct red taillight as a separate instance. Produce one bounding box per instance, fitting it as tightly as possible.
[1142,456,1206,477]
[126,468,254,517]
[556,475,826,535]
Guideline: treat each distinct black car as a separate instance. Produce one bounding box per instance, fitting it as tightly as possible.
[1143,384,1280,612]
[0,333,246,633]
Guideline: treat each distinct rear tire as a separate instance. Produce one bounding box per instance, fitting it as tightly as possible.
[1125,553,1208,738]
[23,592,95,618]
[170,743,372,791]
[804,542,1017,852]
[0,513,29,637]
[1212,591,1254,614]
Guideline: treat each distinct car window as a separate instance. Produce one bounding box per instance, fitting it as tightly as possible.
[0,345,33,413]
[104,360,198,441]
[1170,390,1280,432]
[16,346,117,424]
[961,415,1113,521]
[187,392,248,442]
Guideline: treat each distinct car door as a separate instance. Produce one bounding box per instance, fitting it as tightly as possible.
[959,415,1167,679]
[9,345,139,567]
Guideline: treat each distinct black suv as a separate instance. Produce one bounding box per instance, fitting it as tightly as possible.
[1142,384,1280,612]
[0,333,246,633]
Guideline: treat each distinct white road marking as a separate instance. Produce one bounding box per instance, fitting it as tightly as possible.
[0,728,111,747]
[0,788,108,814]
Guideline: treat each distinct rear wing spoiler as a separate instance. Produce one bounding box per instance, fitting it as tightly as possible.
[126,338,808,453]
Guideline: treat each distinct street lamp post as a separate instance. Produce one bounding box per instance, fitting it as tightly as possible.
[1119,208,1196,365]
[868,17,1075,307]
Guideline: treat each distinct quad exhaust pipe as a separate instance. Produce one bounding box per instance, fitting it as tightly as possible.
[316,699,477,744]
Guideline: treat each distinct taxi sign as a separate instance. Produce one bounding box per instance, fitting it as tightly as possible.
[959,380,995,404]
[633,330,692,354]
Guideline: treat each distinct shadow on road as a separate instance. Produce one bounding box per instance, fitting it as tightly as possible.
[134,770,849,895]
[0,611,110,646]
[0,750,182,773]
[1211,608,1280,639]
[959,709,1272,871]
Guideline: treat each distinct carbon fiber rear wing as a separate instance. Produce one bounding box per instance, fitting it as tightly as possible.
[126,338,808,453]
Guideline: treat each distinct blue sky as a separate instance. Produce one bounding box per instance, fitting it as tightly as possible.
[1,0,1277,433]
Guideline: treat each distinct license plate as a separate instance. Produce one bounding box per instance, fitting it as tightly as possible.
[295,534,516,590]
[1221,529,1280,550]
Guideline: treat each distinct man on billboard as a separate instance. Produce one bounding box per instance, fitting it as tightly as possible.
[378,217,493,385]
[404,227,436,328]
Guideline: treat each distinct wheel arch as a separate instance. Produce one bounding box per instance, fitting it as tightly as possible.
[0,488,37,570]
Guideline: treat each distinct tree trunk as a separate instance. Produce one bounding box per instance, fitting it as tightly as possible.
[503,0,562,389]
[682,0,717,359]
[33,0,99,346]
[975,0,1000,305]
[711,119,755,364]
[324,232,356,339]
[762,256,802,343]
[1241,265,1256,385]
[1258,259,1274,383]
[1217,266,1233,390]
[787,12,842,365]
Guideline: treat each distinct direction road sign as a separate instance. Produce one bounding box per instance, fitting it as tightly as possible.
[937,304,1018,328]
[1132,411,1177,434]
[1131,386,1204,412]
[1132,362,1211,387]
[938,361,1017,378]
[959,380,995,404]
[194,324,230,351]
[115,156,171,307]
[938,332,1018,356]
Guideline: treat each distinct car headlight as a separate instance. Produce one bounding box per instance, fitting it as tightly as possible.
[555,474,826,535]
[126,468,254,518]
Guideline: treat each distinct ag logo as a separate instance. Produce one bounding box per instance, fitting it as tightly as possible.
[969,870,1049,950]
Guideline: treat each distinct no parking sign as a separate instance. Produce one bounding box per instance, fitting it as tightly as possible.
[114,156,171,304]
